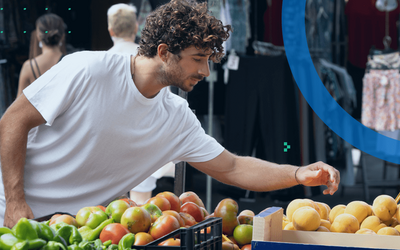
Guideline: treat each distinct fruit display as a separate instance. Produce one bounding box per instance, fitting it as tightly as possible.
[0,191,253,250]
[282,194,400,236]
[4,190,399,250]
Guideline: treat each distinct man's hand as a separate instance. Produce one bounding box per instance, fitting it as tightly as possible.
[296,161,340,195]
[4,200,34,228]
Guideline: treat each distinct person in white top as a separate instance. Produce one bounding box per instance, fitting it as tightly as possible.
[0,0,340,228]
[106,3,174,204]
[107,3,140,55]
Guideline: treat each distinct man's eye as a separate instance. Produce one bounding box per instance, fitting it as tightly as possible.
[193,58,201,62]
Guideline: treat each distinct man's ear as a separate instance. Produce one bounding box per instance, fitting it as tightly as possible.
[157,43,169,62]
[108,27,115,37]
[134,22,139,35]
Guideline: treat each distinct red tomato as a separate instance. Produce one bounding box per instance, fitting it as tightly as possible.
[49,214,62,225]
[180,202,204,222]
[99,223,130,245]
[149,215,180,240]
[241,244,251,250]
[49,214,78,227]
[97,205,107,212]
[200,226,211,234]
[158,238,181,246]
[120,198,137,207]
[214,198,239,236]
[162,210,185,227]
[120,207,152,234]
[179,191,205,208]
[134,232,154,246]
[156,192,182,212]
[146,196,171,211]
[179,212,197,227]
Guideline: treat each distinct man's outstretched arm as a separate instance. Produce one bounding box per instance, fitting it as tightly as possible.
[0,94,46,227]
[190,150,340,195]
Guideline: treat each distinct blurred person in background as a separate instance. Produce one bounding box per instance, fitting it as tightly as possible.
[107,3,175,204]
[107,3,140,54]
[17,13,66,97]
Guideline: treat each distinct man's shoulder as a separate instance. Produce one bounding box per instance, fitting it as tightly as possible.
[65,51,125,62]
[165,90,189,107]
[63,51,127,73]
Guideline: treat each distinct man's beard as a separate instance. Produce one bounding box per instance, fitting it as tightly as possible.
[158,59,204,92]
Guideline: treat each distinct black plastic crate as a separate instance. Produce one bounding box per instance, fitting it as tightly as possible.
[141,217,222,250]
[34,212,222,250]
[33,212,75,222]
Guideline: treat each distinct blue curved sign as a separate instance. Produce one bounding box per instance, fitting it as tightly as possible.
[282,0,400,163]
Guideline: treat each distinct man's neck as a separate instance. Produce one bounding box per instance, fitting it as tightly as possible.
[131,55,165,99]
[112,36,136,44]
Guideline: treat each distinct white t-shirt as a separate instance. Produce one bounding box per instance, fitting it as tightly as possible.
[108,38,140,55]
[107,38,173,193]
[0,51,224,224]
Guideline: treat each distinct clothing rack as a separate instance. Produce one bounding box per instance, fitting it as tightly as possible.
[360,27,400,200]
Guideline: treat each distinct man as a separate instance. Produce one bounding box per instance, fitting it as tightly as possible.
[106,2,175,205]
[0,0,340,228]
[107,3,140,54]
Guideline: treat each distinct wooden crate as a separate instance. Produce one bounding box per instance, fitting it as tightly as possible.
[252,207,400,250]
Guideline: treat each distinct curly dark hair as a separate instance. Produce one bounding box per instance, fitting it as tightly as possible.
[138,0,231,63]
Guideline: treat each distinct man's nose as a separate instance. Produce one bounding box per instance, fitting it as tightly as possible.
[199,61,210,77]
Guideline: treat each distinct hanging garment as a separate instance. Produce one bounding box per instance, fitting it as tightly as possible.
[345,0,400,69]
[305,0,335,61]
[220,0,232,52]
[208,0,221,19]
[263,0,284,46]
[227,0,249,54]
[137,0,153,37]
[223,54,303,201]
[320,58,357,113]
[362,69,400,131]
[366,51,400,69]
[224,54,301,165]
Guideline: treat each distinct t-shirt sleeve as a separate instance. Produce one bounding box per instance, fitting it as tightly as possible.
[23,53,88,126]
[175,107,225,163]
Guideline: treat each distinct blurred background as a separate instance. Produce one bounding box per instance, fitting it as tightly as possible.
[1,0,400,213]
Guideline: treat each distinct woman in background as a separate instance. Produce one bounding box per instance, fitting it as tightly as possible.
[17,13,65,97]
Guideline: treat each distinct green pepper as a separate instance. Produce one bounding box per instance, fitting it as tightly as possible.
[12,218,38,241]
[38,223,56,242]
[106,245,118,250]
[41,241,67,250]
[50,222,69,232]
[52,235,68,248]
[78,240,95,250]
[92,239,103,250]
[0,233,22,250]
[76,207,108,229]
[27,238,47,249]
[54,225,82,245]
[102,240,112,248]
[117,233,134,250]
[11,241,28,250]
[67,244,83,250]
[78,218,113,241]
[0,227,13,236]
[29,220,55,242]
